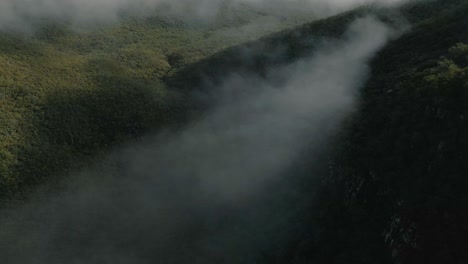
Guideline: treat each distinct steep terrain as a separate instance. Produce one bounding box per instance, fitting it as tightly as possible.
[314,2,468,263]
[0,0,467,263]
[166,0,468,263]
[0,10,315,200]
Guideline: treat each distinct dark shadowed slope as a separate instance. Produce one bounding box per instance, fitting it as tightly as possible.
[0,0,467,263]
[299,1,468,264]
[0,15,394,264]
[165,0,468,263]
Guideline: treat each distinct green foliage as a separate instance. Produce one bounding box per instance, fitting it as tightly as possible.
[0,12,315,200]
[1,1,467,262]
[448,42,468,58]
[424,57,467,90]
[447,42,468,68]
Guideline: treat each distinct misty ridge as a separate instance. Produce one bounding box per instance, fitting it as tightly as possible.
[0,0,467,263]
[0,0,411,31]
[0,15,401,263]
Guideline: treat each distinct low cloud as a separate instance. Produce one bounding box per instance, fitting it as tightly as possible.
[0,16,397,263]
[0,0,413,31]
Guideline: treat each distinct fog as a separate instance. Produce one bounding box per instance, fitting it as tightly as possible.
[0,0,412,31]
[0,16,397,263]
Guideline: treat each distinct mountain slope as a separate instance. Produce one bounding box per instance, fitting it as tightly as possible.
[304,1,468,264]
[0,11,315,200]
[165,0,468,263]
[0,0,467,263]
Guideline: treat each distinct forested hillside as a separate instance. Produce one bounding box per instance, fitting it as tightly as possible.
[313,2,468,263]
[0,9,314,200]
[165,0,468,263]
[0,0,467,263]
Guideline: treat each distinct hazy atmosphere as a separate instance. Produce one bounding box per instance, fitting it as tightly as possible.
[1,0,467,263]
[0,15,395,263]
[0,0,410,30]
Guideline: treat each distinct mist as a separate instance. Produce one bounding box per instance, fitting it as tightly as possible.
[0,16,396,264]
[0,0,412,31]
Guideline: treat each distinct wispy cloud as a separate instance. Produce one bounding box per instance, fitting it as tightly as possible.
[0,0,412,30]
[0,16,397,263]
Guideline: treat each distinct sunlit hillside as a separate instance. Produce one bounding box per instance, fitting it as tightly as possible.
[0,0,467,263]
[0,10,315,198]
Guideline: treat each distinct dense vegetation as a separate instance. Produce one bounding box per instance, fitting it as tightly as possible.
[1,0,467,263]
[0,11,315,200]
[307,2,468,263]
[163,0,468,263]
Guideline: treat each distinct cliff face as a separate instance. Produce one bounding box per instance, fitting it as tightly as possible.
[167,1,468,263]
[308,2,468,263]
[1,0,466,262]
